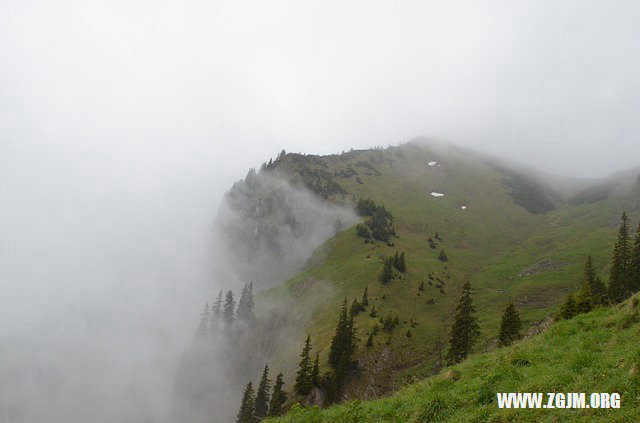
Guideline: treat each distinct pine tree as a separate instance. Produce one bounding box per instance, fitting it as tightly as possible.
[498,303,522,347]
[236,381,255,423]
[268,373,287,417]
[223,290,236,330]
[558,294,578,320]
[576,279,595,314]
[361,286,369,307]
[446,281,480,364]
[327,299,356,401]
[254,364,270,419]
[397,252,407,272]
[392,251,400,270]
[419,281,425,291]
[210,290,223,333]
[369,305,377,317]
[329,299,353,369]
[609,212,631,303]
[438,249,448,263]
[236,282,256,324]
[379,258,393,284]
[195,303,210,338]
[311,352,320,387]
[294,335,313,396]
[349,298,361,317]
[631,221,640,294]
[582,255,606,305]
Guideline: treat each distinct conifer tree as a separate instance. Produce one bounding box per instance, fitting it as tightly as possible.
[311,352,320,387]
[196,303,210,338]
[609,212,631,303]
[369,305,377,317]
[294,335,313,396]
[419,281,425,291]
[438,249,448,263]
[268,373,287,417]
[631,221,640,294]
[254,364,270,419]
[397,252,407,273]
[361,286,369,307]
[558,294,577,320]
[349,298,361,317]
[210,290,223,332]
[581,255,608,305]
[327,299,356,400]
[236,381,255,423]
[366,332,374,347]
[237,282,256,324]
[329,299,352,369]
[446,281,480,364]
[379,258,393,284]
[498,303,522,347]
[223,290,236,330]
[576,279,595,314]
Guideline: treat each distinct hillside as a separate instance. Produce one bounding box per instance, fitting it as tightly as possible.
[200,140,640,421]
[267,293,640,422]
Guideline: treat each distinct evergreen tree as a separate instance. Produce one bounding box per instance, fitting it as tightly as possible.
[311,352,320,387]
[369,305,377,317]
[327,299,356,401]
[397,252,407,272]
[576,278,595,314]
[237,282,256,324]
[446,282,480,364]
[196,303,210,338]
[349,298,361,317]
[329,299,353,368]
[294,335,313,396]
[498,303,522,347]
[581,255,608,305]
[210,290,223,332]
[631,221,640,294]
[392,251,400,270]
[438,249,448,263]
[223,290,236,330]
[236,381,255,423]
[254,364,270,419]
[366,332,374,347]
[361,286,369,307]
[379,258,393,284]
[609,212,631,302]
[268,373,287,417]
[558,294,578,320]
[419,281,425,291]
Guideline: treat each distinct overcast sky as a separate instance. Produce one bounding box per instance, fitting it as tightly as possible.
[1,1,640,421]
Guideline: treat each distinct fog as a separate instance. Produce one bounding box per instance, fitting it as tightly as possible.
[2,0,640,422]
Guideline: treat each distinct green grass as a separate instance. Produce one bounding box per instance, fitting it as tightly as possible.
[251,142,637,404]
[267,295,640,422]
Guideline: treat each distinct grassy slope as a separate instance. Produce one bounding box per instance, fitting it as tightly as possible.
[267,294,640,422]
[254,142,634,400]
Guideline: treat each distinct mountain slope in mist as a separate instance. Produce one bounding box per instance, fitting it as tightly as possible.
[202,140,639,419]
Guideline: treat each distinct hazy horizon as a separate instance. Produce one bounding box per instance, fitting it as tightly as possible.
[2,0,640,422]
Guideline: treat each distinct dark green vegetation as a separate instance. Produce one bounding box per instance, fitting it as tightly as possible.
[267,292,640,422]
[215,141,640,419]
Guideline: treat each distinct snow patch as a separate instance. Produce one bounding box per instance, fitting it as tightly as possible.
[430,192,444,197]
[461,206,467,210]
[428,161,437,166]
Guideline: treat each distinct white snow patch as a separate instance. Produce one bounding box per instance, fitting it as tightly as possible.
[428,161,437,166]
[430,192,444,197]
[461,206,467,210]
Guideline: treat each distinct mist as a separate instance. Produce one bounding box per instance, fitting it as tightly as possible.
[2,0,640,422]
